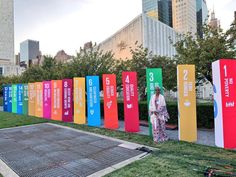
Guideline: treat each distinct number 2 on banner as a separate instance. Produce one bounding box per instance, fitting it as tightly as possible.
[184,70,188,81]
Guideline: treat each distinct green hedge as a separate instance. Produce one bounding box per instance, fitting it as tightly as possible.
[101,102,214,129]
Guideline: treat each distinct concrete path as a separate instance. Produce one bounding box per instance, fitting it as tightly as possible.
[0,124,147,177]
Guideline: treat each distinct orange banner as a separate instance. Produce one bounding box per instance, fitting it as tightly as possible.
[73,78,86,124]
[35,82,43,118]
[28,83,36,116]
[51,80,62,121]
[103,74,118,129]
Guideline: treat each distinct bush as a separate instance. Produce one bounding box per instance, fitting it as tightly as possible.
[100,102,214,129]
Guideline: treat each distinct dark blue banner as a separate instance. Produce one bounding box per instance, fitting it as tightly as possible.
[86,76,101,126]
[3,85,8,112]
[7,85,12,112]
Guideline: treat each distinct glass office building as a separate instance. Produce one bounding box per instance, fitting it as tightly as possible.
[196,0,208,37]
[142,0,172,27]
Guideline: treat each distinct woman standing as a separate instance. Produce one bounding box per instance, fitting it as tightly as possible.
[149,86,169,143]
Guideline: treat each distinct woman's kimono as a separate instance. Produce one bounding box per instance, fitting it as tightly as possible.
[149,94,169,142]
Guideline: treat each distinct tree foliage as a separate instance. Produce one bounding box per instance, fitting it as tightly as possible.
[174,24,236,83]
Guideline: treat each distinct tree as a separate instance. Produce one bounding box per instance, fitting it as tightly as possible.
[174,24,236,83]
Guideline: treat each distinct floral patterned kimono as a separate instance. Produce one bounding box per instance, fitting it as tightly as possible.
[149,94,169,142]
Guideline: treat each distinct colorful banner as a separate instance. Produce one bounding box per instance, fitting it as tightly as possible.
[17,84,23,114]
[51,80,62,121]
[212,59,236,149]
[102,74,118,129]
[43,81,51,119]
[7,85,12,112]
[12,84,17,113]
[23,84,29,115]
[35,82,43,118]
[73,78,86,124]
[28,83,36,116]
[86,76,101,126]
[62,79,73,122]
[3,85,8,112]
[146,68,163,136]
[177,65,197,142]
[122,72,140,132]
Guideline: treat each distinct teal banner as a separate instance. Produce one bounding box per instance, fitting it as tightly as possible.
[146,68,163,136]
[12,84,17,113]
[23,84,29,115]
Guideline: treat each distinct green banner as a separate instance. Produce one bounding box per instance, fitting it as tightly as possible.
[146,68,163,136]
[23,84,29,115]
[12,84,17,113]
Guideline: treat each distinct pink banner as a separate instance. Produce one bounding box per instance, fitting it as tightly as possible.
[43,81,51,119]
[122,72,140,132]
[62,79,73,122]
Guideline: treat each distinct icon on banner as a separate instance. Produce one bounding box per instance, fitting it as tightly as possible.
[90,110,94,115]
[184,101,191,107]
[64,111,69,115]
[107,101,112,109]
[127,104,133,109]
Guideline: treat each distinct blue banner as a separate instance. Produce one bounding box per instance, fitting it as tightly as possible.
[86,76,101,126]
[3,85,8,112]
[7,85,12,112]
[17,84,23,114]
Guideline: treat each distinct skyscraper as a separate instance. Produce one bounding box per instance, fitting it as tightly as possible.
[172,0,197,35]
[142,0,172,27]
[0,0,14,64]
[209,10,220,31]
[20,40,40,67]
[196,0,208,37]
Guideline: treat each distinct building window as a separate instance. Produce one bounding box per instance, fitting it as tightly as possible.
[0,67,3,76]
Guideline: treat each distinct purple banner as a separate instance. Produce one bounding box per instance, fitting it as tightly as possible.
[43,81,51,119]
[62,79,73,122]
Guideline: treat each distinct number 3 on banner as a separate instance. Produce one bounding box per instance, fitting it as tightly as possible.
[125,75,130,83]
[149,72,154,82]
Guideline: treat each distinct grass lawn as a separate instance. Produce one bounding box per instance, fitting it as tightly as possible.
[0,112,235,176]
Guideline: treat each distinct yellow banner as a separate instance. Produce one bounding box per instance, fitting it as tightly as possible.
[28,83,36,116]
[177,65,197,142]
[35,82,43,118]
[73,78,86,124]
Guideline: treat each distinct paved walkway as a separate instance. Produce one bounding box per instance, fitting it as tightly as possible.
[0,124,146,177]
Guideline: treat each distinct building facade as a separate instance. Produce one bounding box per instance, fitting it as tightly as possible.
[20,40,40,66]
[196,0,208,37]
[99,14,179,60]
[172,0,197,35]
[209,10,220,31]
[0,0,14,64]
[142,0,172,27]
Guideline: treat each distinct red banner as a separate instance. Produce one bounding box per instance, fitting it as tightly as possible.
[103,74,118,129]
[62,79,73,122]
[122,72,139,132]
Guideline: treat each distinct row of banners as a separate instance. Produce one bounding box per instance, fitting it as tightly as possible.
[2,61,236,149]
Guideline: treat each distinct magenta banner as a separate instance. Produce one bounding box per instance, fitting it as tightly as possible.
[43,81,51,119]
[62,79,73,122]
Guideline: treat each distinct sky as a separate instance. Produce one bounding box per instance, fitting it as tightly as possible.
[14,0,236,56]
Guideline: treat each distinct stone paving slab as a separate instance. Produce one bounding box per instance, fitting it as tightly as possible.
[0,124,144,177]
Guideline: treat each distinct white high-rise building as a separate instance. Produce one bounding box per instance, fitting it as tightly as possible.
[172,0,197,35]
[0,0,14,64]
